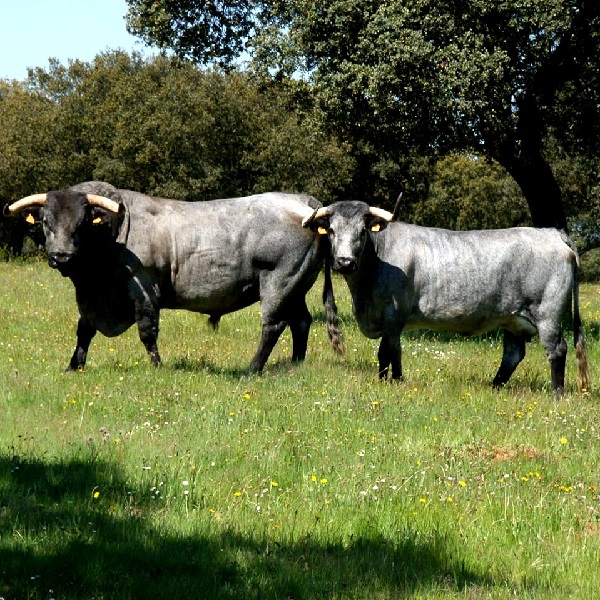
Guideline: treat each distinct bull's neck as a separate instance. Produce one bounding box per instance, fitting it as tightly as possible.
[343,235,380,302]
[69,241,124,285]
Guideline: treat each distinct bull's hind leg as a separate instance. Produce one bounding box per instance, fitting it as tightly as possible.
[286,298,313,362]
[492,330,526,389]
[541,331,567,394]
[378,335,403,381]
[248,320,287,373]
[66,316,97,372]
[253,266,318,372]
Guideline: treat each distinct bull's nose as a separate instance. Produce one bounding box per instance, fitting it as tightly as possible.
[334,257,358,273]
[48,253,73,270]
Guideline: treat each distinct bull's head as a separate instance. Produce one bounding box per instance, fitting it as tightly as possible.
[302,201,393,274]
[4,190,123,275]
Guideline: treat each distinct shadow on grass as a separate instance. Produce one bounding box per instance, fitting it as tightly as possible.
[0,455,502,600]
[169,354,250,378]
[168,355,306,379]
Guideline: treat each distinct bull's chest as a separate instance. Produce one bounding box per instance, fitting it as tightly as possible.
[74,277,136,336]
[347,281,386,338]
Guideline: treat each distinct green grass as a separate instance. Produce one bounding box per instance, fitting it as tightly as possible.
[1,258,600,599]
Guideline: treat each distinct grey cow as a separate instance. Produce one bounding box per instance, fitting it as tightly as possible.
[303,200,590,394]
[5,182,343,372]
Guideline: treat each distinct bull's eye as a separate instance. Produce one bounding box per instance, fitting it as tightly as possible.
[317,226,328,235]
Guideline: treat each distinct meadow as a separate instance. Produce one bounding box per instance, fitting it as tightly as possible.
[1,258,600,599]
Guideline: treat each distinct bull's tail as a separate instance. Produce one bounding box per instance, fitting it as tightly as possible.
[323,255,344,354]
[573,256,590,392]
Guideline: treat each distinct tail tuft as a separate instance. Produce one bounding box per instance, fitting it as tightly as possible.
[576,330,591,392]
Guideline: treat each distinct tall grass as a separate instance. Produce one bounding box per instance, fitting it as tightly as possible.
[1,259,600,599]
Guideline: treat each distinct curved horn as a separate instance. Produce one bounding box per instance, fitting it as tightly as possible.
[6,193,47,215]
[302,206,331,228]
[391,192,403,221]
[368,206,394,222]
[86,194,121,213]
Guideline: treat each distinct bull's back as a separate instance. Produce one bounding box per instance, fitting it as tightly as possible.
[122,192,319,313]
[376,224,575,336]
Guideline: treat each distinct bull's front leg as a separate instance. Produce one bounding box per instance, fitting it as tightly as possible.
[378,335,403,381]
[135,301,161,367]
[66,316,96,372]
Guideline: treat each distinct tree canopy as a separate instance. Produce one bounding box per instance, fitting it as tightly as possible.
[125,0,600,229]
[0,52,353,203]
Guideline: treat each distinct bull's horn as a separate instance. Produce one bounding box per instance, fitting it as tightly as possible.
[302,206,331,227]
[86,194,121,213]
[391,193,403,221]
[368,206,394,221]
[5,193,47,215]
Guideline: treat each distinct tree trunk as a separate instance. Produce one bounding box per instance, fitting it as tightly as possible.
[503,151,568,231]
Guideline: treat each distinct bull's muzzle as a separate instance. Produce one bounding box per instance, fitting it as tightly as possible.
[334,257,358,274]
[48,253,74,273]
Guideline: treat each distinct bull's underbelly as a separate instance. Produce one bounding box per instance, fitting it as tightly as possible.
[404,313,538,337]
[165,279,260,315]
[354,303,538,339]
[76,286,136,337]
[79,300,136,337]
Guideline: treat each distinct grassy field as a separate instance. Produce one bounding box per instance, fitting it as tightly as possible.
[1,258,600,599]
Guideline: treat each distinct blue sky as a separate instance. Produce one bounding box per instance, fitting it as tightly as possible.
[0,0,156,81]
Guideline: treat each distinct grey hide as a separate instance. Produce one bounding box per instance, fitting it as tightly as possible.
[303,200,590,394]
[5,181,343,372]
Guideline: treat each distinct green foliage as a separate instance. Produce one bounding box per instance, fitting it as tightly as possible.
[125,1,600,229]
[126,0,254,67]
[580,249,600,283]
[404,154,530,230]
[0,52,354,205]
[2,261,600,598]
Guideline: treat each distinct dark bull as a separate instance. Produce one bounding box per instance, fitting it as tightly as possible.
[5,182,343,372]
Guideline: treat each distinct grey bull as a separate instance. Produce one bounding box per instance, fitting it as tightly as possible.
[303,200,590,394]
[5,182,343,372]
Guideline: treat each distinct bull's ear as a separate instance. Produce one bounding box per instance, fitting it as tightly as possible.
[22,207,41,226]
[90,205,118,225]
[307,217,330,235]
[366,214,388,233]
